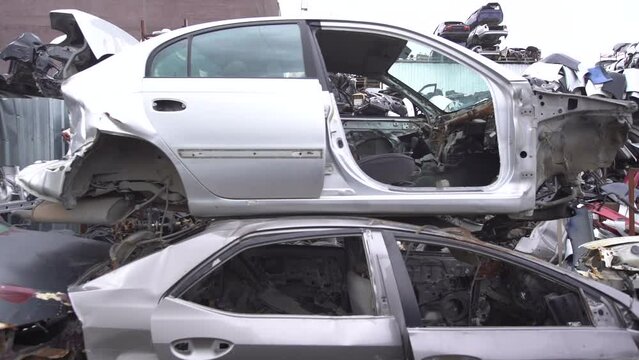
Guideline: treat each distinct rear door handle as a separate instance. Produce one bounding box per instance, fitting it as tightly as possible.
[171,338,233,359]
[153,99,186,112]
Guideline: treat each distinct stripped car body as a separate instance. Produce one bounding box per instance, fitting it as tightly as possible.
[11,15,636,223]
[57,216,639,360]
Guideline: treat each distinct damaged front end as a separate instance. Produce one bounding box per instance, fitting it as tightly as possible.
[0,10,136,98]
[533,91,633,213]
[579,237,639,293]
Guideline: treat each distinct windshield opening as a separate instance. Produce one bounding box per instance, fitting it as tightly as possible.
[388,40,492,113]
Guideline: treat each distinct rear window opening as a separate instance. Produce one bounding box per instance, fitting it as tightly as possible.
[316,29,500,188]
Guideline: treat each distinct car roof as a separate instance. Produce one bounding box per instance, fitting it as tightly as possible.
[206,215,459,240]
[133,16,523,81]
[141,16,447,50]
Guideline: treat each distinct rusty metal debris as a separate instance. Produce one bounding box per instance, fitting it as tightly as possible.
[24,347,70,359]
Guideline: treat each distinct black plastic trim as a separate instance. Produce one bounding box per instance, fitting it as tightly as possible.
[301,21,329,90]
[186,35,192,77]
[381,230,422,328]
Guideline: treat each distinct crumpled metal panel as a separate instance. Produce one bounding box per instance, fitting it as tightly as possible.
[0,225,109,326]
[0,97,67,168]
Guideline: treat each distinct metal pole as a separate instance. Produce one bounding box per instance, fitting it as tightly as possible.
[629,168,637,235]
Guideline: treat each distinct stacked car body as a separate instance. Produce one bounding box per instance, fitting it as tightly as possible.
[0,9,639,360]
[434,2,508,59]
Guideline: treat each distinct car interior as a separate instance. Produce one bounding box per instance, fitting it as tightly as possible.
[180,234,590,327]
[315,29,500,188]
[181,236,376,316]
[399,241,592,327]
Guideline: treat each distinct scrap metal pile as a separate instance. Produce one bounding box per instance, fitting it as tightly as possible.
[434,2,541,62]
[1,9,639,359]
[457,52,639,297]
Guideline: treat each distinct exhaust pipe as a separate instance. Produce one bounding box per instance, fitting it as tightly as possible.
[32,197,133,224]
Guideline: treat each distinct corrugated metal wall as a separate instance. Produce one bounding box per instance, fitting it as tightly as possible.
[391,62,490,94]
[0,98,67,169]
[389,61,530,95]
[501,63,530,75]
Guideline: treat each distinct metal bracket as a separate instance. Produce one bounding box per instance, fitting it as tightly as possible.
[1,199,41,214]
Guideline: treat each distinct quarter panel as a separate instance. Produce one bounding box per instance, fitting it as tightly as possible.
[69,225,233,360]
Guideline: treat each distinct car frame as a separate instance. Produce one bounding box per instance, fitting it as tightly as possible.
[15,14,635,223]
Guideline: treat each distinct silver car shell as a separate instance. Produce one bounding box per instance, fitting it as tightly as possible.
[17,17,635,218]
[68,216,639,360]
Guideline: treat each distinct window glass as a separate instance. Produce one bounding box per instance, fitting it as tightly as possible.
[180,236,375,316]
[190,24,306,78]
[150,39,188,77]
[396,239,591,327]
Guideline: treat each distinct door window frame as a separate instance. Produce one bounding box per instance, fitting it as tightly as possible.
[165,228,390,318]
[144,20,324,84]
[380,230,622,329]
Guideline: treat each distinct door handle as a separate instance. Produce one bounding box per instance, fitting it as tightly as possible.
[170,338,233,359]
[422,356,481,360]
[152,99,186,112]
[171,340,192,357]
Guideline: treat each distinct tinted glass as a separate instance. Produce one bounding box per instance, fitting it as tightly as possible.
[190,24,306,78]
[150,39,188,77]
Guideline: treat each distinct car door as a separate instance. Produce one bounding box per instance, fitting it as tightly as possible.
[381,231,639,360]
[141,21,327,199]
[150,229,404,360]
